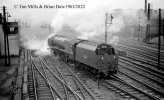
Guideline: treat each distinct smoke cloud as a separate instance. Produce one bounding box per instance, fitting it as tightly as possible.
[51,8,148,44]
[20,27,51,55]
[19,1,149,56]
[51,7,108,40]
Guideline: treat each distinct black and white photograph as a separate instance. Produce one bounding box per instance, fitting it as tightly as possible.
[0,0,164,100]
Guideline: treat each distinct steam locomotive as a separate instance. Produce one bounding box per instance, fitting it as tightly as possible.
[48,35,118,76]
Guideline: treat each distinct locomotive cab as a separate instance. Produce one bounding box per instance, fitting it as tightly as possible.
[96,43,118,75]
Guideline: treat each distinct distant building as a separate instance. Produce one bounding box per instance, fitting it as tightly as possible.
[0,22,20,56]
[110,8,164,44]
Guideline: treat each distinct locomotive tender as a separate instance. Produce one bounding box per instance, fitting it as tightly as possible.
[48,35,118,76]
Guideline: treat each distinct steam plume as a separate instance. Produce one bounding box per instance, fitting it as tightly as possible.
[19,1,148,56]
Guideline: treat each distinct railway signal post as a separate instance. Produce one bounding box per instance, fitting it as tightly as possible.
[105,13,113,43]
[158,8,161,69]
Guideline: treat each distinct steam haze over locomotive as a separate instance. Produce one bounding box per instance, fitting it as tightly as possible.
[2,0,163,55]
[25,8,147,55]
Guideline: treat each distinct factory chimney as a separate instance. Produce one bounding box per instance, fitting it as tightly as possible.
[147,3,150,21]
[145,0,147,13]
[0,13,2,24]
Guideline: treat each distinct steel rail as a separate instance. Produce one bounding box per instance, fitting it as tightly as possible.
[126,52,164,67]
[116,44,160,60]
[120,57,164,76]
[101,80,141,100]
[119,58,164,80]
[42,55,70,100]
[28,51,38,100]
[118,70,164,99]
[31,60,38,100]
[38,57,84,100]
[46,55,86,100]
[47,55,87,100]
[115,43,164,67]
[118,38,164,54]
[39,58,56,100]
[32,60,65,100]
[112,75,160,100]
[119,62,164,87]
[60,60,99,100]
[39,56,80,100]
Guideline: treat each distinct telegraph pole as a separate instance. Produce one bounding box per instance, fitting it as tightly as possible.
[138,10,141,41]
[105,13,108,43]
[158,8,161,69]
[145,0,147,13]
[49,22,51,34]
[6,17,10,66]
[147,3,151,43]
[105,13,113,43]
[3,6,7,65]
[3,6,10,66]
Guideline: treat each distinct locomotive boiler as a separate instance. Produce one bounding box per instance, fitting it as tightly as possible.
[48,35,74,60]
[48,35,118,76]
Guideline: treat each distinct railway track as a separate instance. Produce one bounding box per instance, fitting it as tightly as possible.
[116,43,164,60]
[101,76,159,100]
[114,45,164,70]
[117,43,164,60]
[117,65,164,99]
[101,65,164,100]
[63,56,164,100]
[114,38,164,69]
[45,55,103,100]
[120,60,164,86]
[27,46,164,100]
[28,54,65,100]
[119,38,164,53]
[27,51,101,100]
[119,57,164,77]
[73,69,162,100]
[77,66,164,100]
[115,44,164,64]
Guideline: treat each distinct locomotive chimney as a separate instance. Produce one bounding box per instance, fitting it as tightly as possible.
[145,0,147,13]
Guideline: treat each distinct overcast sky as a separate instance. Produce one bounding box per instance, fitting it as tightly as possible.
[0,0,164,25]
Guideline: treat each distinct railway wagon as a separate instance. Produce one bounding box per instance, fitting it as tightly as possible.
[75,41,118,75]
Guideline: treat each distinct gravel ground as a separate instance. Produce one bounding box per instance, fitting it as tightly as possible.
[0,57,19,100]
